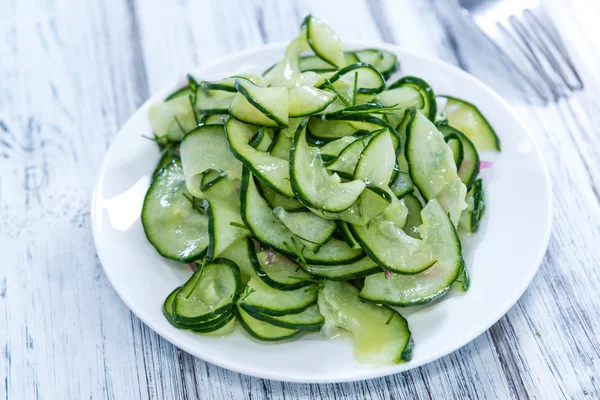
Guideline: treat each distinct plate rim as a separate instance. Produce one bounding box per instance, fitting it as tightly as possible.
[91,40,553,383]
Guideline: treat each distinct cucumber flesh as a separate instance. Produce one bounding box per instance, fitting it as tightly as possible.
[240,276,317,316]
[459,178,485,233]
[148,95,197,141]
[273,206,336,251]
[359,199,463,306]
[236,306,300,341]
[318,281,412,364]
[142,159,209,262]
[303,257,380,281]
[232,79,289,127]
[304,15,345,69]
[246,304,324,331]
[439,95,501,151]
[290,121,366,212]
[251,247,313,291]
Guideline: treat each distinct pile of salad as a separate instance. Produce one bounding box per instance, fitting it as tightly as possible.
[143,15,500,365]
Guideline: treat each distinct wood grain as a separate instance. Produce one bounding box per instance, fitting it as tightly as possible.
[1,0,599,398]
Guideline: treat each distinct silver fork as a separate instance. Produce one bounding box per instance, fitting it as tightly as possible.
[457,0,584,103]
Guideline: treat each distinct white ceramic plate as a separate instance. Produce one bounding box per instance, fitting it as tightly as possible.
[91,41,552,383]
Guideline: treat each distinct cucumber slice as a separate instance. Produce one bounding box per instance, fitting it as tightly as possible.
[231,79,288,128]
[201,114,225,125]
[348,199,436,274]
[257,181,304,211]
[240,276,317,316]
[288,86,337,117]
[290,121,366,212]
[191,311,235,333]
[374,86,424,127]
[307,118,381,142]
[353,130,395,187]
[303,257,380,281]
[359,199,463,306]
[241,169,364,265]
[250,127,275,152]
[153,144,180,178]
[459,179,485,233]
[225,118,293,197]
[142,159,209,262]
[163,287,183,327]
[194,88,236,115]
[389,171,413,199]
[325,131,378,179]
[402,194,423,239]
[308,186,390,226]
[251,247,312,291]
[320,62,385,95]
[298,52,359,73]
[304,15,345,69]
[337,221,361,249]
[219,238,257,285]
[318,281,412,364]
[244,304,323,331]
[201,197,249,261]
[319,136,358,161]
[199,316,236,336]
[148,95,197,141]
[273,207,336,252]
[173,259,241,325]
[165,86,191,101]
[199,74,261,92]
[443,131,465,170]
[236,306,300,341]
[438,95,501,151]
[267,131,293,160]
[355,49,399,79]
[180,125,243,196]
[389,76,436,121]
[438,124,480,190]
[406,111,467,225]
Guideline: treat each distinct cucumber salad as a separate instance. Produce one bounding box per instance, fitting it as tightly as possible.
[143,15,500,365]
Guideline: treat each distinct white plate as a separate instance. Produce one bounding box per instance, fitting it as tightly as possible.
[91,41,552,383]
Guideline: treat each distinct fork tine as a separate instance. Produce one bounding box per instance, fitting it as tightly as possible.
[497,20,561,101]
[523,9,584,91]
[508,16,568,99]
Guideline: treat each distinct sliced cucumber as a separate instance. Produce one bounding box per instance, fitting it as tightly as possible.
[298,52,359,73]
[355,49,399,79]
[288,86,337,117]
[402,194,423,239]
[240,276,317,316]
[163,286,183,327]
[153,144,180,178]
[225,118,293,197]
[303,257,380,280]
[219,238,257,285]
[173,259,241,325]
[148,95,197,141]
[389,76,436,121]
[142,159,209,262]
[267,131,293,160]
[241,169,364,264]
[199,74,261,92]
[406,110,467,225]
[244,304,323,331]
[303,15,345,69]
[257,181,304,211]
[199,316,236,336]
[236,305,300,341]
[459,178,485,233]
[180,125,242,197]
[389,171,414,199]
[325,131,378,179]
[438,123,480,190]
[308,118,381,142]
[290,121,366,212]
[349,202,436,274]
[337,220,361,249]
[201,114,225,125]
[251,247,312,291]
[360,199,463,306]
[320,62,385,95]
[231,79,289,128]
[194,88,235,115]
[318,281,412,364]
[202,198,249,261]
[443,131,465,170]
[165,86,191,101]
[319,136,358,161]
[273,207,336,252]
[373,86,423,127]
[438,95,501,151]
[250,127,275,152]
[353,130,395,187]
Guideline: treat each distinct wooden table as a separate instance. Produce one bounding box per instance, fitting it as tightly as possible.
[2,0,599,398]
